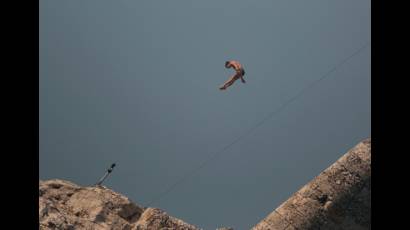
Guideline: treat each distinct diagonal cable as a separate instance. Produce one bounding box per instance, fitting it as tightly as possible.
[147,41,370,207]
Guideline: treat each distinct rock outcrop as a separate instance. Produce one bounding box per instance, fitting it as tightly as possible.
[251,138,371,230]
[39,139,370,230]
[39,179,200,230]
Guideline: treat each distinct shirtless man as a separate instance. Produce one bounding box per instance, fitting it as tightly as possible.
[219,60,246,90]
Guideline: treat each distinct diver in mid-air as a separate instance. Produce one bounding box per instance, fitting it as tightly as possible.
[219,60,246,90]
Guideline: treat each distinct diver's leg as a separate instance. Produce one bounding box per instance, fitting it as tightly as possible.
[219,75,238,90]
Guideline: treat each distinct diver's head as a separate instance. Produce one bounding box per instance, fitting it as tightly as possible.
[225,61,230,68]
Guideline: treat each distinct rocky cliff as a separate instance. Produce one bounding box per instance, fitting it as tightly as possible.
[251,138,371,230]
[39,179,200,230]
[39,139,370,230]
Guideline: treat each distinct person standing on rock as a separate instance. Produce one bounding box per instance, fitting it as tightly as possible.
[219,60,246,90]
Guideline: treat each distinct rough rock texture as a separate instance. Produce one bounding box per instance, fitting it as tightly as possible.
[40,139,370,230]
[39,180,200,230]
[251,138,371,230]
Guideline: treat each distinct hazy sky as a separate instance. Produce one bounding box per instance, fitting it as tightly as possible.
[40,1,370,229]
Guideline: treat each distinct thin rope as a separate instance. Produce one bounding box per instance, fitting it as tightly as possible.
[146,41,370,207]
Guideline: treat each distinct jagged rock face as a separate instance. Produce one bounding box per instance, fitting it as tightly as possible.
[252,138,371,230]
[40,139,370,230]
[135,208,200,230]
[39,180,200,230]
